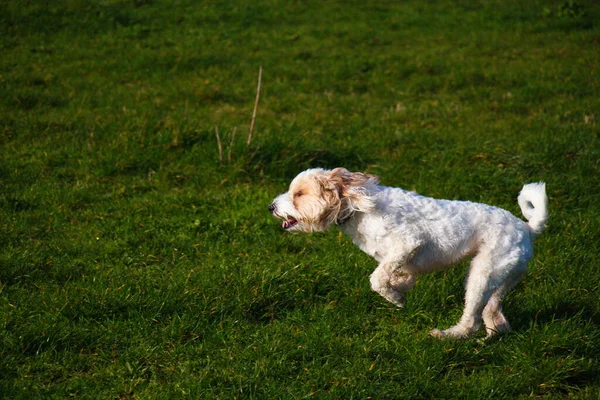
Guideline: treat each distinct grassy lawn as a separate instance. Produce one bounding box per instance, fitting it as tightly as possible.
[1,0,599,398]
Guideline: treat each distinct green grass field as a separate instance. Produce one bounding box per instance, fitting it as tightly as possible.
[1,0,600,398]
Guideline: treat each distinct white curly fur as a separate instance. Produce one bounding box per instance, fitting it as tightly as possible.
[269,168,548,339]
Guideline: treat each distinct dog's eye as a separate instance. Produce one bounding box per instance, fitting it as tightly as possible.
[294,191,303,198]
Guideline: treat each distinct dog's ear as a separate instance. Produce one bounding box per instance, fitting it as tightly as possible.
[323,168,379,221]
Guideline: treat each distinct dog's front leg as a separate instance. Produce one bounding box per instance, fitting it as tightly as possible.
[369,263,415,307]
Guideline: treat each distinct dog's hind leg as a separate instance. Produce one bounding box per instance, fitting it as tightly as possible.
[430,253,495,339]
[482,292,510,338]
[431,249,529,340]
[482,264,526,338]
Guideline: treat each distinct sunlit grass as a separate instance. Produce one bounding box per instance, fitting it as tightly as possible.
[1,0,599,397]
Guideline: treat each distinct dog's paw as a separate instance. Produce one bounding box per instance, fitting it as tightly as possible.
[387,293,406,308]
[430,327,476,340]
[429,328,466,340]
[429,328,445,339]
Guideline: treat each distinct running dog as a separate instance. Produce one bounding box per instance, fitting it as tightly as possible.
[269,168,548,339]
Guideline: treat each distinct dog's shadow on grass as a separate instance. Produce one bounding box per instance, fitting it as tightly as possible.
[511,298,600,332]
[507,298,600,389]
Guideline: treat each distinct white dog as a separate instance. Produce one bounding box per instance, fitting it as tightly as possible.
[269,168,548,339]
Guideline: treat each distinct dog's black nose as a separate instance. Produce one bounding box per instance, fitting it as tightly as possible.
[268,203,276,213]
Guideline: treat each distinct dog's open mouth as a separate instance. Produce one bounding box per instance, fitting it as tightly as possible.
[282,217,299,230]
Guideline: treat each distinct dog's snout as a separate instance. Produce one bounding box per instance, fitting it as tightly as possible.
[268,203,276,213]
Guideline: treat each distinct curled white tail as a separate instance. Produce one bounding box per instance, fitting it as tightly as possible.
[518,182,548,236]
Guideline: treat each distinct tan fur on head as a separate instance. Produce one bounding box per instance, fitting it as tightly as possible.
[269,168,379,233]
[318,168,379,225]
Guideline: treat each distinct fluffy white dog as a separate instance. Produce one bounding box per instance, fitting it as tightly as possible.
[269,168,548,339]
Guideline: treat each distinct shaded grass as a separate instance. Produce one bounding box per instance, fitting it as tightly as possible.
[1,0,600,398]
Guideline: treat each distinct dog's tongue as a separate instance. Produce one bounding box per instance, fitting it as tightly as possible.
[282,218,297,229]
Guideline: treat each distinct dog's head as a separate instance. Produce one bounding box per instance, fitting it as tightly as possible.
[269,168,379,233]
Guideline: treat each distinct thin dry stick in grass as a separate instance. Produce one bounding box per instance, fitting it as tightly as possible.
[247,66,263,146]
[228,126,237,163]
[215,126,223,164]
